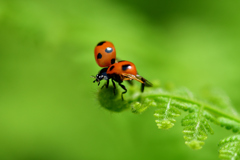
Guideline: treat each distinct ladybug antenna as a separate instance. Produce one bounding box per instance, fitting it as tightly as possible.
[91,75,97,83]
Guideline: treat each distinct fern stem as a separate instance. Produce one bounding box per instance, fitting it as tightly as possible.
[140,93,240,123]
[164,98,171,119]
[194,106,202,139]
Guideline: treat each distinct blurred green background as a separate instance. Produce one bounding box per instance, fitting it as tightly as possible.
[0,0,240,159]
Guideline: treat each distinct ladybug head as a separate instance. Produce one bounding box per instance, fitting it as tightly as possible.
[92,68,109,86]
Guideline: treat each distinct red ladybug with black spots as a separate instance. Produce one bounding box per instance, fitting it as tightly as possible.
[94,41,117,67]
[93,60,152,100]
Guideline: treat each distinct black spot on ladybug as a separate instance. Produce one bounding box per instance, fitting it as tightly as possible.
[122,64,131,71]
[111,58,115,64]
[97,41,106,46]
[105,47,113,53]
[109,66,115,71]
[97,53,102,59]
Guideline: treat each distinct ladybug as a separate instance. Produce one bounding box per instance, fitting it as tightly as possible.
[94,41,117,67]
[93,61,152,100]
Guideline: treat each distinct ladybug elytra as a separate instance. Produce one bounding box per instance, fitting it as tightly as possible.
[94,41,116,67]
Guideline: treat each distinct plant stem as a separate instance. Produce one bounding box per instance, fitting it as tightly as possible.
[136,93,240,123]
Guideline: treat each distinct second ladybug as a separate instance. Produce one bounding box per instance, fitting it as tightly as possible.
[94,41,117,67]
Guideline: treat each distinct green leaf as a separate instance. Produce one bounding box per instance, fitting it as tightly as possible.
[154,98,181,129]
[131,97,157,114]
[219,135,240,160]
[218,117,240,133]
[182,107,214,150]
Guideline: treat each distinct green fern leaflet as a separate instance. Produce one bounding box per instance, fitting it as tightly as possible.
[219,135,240,160]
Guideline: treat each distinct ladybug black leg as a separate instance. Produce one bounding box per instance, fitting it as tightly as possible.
[111,79,116,95]
[106,79,109,88]
[141,83,145,92]
[118,83,127,101]
[101,79,109,89]
[140,77,151,92]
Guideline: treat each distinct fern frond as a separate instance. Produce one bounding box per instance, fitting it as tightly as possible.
[182,106,214,150]
[219,135,240,160]
[154,98,181,129]
[96,81,240,157]
[170,99,198,112]
[131,97,157,114]
[218,117,240,133]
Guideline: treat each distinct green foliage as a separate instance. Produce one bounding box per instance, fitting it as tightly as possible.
[131,97,157,114]
[97,83,240,159]
[218,117,240,133]
[219,135,240,160]
[182,108,214,150]
[154,98,181,130]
